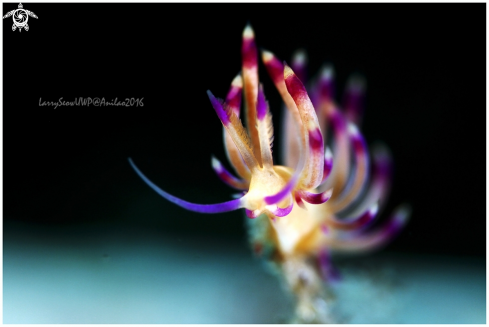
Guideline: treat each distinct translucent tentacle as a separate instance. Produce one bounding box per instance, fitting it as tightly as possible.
[329,123,369,212]
[345,144,393,218]
[129,158,245,213]
[326,202,379,231]
[324,205,410,252]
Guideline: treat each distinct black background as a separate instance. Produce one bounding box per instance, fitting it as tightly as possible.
[3,4,485,257]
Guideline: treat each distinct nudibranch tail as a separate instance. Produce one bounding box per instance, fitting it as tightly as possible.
[318,249,341,282]
[242,24,261,166]
[129,158,245,213]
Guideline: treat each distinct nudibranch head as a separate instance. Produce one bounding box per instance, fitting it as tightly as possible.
[129,24,409,266]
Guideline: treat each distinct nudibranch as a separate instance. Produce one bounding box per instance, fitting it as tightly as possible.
[129,25,410,281]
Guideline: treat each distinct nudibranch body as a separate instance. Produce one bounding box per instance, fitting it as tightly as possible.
[129,24,409,275]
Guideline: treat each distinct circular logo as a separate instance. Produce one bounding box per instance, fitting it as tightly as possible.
[13,9,28,27]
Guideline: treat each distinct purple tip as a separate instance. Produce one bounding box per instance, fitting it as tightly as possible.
[298,189,332,205]
[269,202,294,217]
[256,85,267,120]
[308,128,324,153]
[207,90,230,126]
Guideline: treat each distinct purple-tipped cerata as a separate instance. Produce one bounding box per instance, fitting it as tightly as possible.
[130,28,409,317]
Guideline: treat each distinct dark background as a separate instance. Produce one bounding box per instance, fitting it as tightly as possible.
[4,4,485,257]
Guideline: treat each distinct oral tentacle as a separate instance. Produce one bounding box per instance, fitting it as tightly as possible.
[242,24,261,166]
[207,90,259,171]
[211,156,249,190]
[129,158,245,213]
[284,63,325,190]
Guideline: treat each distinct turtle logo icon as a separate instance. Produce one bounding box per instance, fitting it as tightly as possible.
[3,3,38,32]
